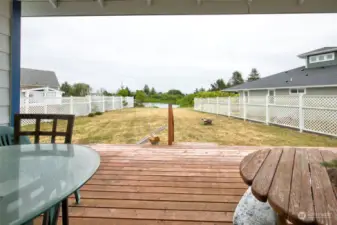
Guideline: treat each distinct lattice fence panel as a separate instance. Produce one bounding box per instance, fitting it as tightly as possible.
[230,97,242,118]
[218,97,228,115]
[249,96,266,105]
[104,97,113,111]
[268,105,299,128]
[91,96,104,112]
[274,95,299,106]
[194,95,337,137]
[114,97,123,110]
[246,105,266,122]
[303,95,337,108]
[303,108,337,136]
[72,97,90,116]
[208,98,217,114]
[20,96,134,126]
[74,103,90,116]
[123,97,134,108]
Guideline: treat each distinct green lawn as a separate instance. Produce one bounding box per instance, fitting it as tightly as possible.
[24,108,337,146]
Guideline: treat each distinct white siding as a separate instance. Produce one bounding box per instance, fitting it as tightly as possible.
[0,0,11,125]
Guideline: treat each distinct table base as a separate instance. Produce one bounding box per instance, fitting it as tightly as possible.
[41,198,69,225]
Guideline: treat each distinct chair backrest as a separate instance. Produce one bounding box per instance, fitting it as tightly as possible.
[0,126,31,146]
[14,114,75,144]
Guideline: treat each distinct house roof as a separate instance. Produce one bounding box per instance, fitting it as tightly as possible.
[298,47,337,58]
[20,0,337,17]
[224,65,337,92]
[21,87,63,93]
[21,68,60,89]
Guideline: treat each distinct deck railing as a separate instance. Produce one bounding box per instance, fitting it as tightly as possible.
[194,95,337,137]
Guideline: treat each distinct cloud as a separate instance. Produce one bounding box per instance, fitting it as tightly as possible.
[22,14,337,93]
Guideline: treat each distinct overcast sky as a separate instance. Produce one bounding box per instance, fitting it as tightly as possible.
[22,14,337,93]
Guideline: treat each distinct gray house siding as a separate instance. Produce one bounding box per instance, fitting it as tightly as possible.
[276,89,290,95]
[0,0,10,126]
[238,90,267,96]
[249,90,267,96]
[306,52,337,69]
[306,87,337,95]
[240,87,337,97]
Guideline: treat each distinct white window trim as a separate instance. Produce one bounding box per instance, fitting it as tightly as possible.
[309,53,335,64]
[289,88,306,95]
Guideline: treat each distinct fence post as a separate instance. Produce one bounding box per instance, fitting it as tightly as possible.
[87,95,92,114]
[228,97,231,117]
[243,95,246,121]
[299,94,304,132]
[112,96,115,110]
[102,95,105,112]
[265,94,269,125]
[24,91,29,113]
[216,97,219,115]
[121,97,124,109]
[43,96,48,114]
[70,96,74,114]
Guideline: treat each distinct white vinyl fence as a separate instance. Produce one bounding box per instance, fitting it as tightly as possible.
[194,95,337,137]
[20,96,134,125]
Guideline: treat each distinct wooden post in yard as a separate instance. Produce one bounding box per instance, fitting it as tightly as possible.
[168,104,174,145]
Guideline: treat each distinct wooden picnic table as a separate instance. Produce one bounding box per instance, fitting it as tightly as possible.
[239,148,337,225]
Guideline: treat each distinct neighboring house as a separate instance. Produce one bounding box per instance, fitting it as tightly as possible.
[21,68,60,90]
[224,47,337,102]
[20,68,63,105]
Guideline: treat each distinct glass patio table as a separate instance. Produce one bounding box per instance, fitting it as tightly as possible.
[0,144,100,225]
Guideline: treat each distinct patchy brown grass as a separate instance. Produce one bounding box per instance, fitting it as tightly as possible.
[23,108,337,146]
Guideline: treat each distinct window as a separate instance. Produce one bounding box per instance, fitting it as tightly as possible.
[268,90,275,104]
[243,91,249,103]
[290,89,298,94]
[327,54,334,60]
[309,56,317,63]
[309,53,335,64]
[289,88,306,95]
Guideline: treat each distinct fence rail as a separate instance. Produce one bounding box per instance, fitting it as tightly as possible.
[20,96,134,125]
[194,95,337,137]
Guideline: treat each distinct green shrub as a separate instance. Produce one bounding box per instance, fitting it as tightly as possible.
[122,100,128,107]
[135,102,144,108]
[88,113,95,117]
[95,111,103,116]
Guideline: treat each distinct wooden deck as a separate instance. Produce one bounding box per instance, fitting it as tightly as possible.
[36,143,261,224]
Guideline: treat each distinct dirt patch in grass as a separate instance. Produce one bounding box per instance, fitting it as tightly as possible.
[23,108,337,146]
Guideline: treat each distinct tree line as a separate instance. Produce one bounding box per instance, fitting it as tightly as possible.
[60,68,261,107]
[204,68,260,92]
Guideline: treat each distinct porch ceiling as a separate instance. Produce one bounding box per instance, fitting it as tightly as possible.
[20,0,337,17]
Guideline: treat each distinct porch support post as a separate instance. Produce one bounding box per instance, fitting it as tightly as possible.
[265,94,269,125]
[10,0,21,125]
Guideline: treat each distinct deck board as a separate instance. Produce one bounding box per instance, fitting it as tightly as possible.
[34,143,252,225]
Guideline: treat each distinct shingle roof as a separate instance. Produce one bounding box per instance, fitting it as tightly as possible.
[298,47,337,58]
[224,65,337,91]
[21,68,60,89]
